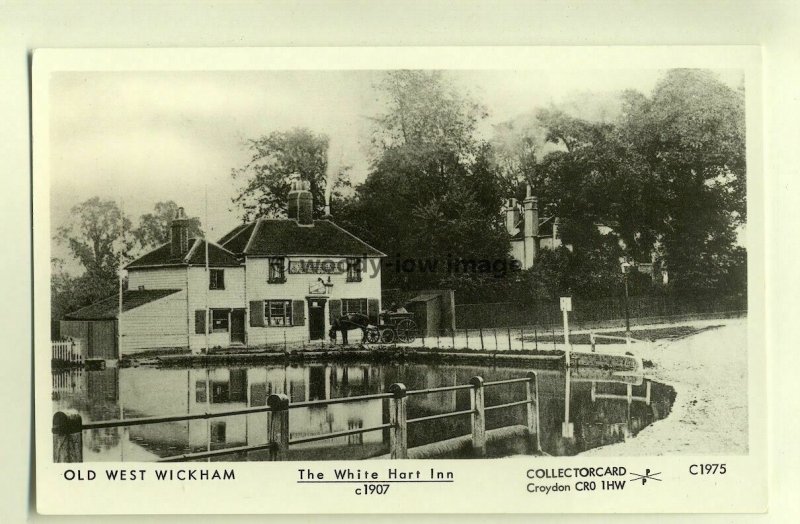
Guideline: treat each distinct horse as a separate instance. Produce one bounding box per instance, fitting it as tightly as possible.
[328,313,371,345]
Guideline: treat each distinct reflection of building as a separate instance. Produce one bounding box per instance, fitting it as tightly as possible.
[120,365,385,457]
[62,181,385,356]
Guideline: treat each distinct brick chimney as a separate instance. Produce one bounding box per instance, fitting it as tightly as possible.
[170,207,191,259]
[504,198,520,235]
[523,185,539,269]
[288,178,313,226]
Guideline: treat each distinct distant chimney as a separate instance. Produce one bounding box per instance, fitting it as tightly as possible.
[553,217,560,240]
[288,178,313,226]
[170,207,191,259]
[324,193,331,217]
[504,198,520,235]
[523,185,539,269]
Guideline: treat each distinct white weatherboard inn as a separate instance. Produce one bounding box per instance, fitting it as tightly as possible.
[62,180,385,356]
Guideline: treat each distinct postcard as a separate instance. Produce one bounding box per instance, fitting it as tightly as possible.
[33,46,765,514]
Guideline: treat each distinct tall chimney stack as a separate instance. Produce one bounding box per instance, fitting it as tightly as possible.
[170,207,191,259]
[504,198,519,235]
[523,185,539,269]
[288,178,314,226]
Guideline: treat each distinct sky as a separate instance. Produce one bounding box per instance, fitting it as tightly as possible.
[49,68,744,272]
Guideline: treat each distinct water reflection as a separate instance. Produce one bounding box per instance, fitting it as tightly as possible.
[52,363,675,461]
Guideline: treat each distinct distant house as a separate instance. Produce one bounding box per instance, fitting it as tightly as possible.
[62,180,385,356]
[503,185,666,283]
[503,185,567,270]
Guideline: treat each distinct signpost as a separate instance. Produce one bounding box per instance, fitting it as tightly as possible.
[559,297,574,438]
[560,296,572,368]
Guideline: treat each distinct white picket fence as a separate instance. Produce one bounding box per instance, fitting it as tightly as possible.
[52,339,83,364]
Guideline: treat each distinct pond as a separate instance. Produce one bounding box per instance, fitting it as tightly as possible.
[52,363,675,461]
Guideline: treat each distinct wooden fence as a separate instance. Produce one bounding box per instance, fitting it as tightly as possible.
[455,294,747,329]
[51,339,83,365]
[52,372,541,462]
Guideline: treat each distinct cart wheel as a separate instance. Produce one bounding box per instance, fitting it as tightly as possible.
[365,327,380,344]
[380,328,395,344]
[395,319,417,343]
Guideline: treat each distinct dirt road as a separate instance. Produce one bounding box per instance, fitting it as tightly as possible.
[582,318,749,456]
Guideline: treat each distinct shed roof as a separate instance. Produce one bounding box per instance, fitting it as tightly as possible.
[63,289,182,321]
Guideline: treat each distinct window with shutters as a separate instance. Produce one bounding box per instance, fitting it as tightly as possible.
[209,269,225,290]
[346,258,362,282]
[341,298,368,316]
[268,257,286,283]
[264,300,293,326]
[211,309,229,332]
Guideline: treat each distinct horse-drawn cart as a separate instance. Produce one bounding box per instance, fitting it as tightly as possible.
[364,312,418,344]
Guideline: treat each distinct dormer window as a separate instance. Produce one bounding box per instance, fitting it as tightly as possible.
[346,258,362,282]
[209,269,225,290]
[269,257,286,283]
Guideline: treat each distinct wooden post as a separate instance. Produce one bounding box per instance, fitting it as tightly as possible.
[479,328,484,350]
[388,383,408,459]
[525,372,541,452]
[562,306,571,367]
[534,327,538,351]
[267,393,290,461]
[590,332,596,353]
[645,380,651,405]
[465,328,469,349]
[52,411,83,463]
[520,327,524,351]
[507,327,512,351]
[470,376,486,457]
[626,384,633,405]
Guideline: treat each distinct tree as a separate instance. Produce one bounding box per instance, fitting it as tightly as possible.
[52,198,134,319]
[133,201,202,252]
[231,127,351,221]
[617,69,746,294]
[528,69,746,296]
[56,197,134,279]
[338,71,510,290]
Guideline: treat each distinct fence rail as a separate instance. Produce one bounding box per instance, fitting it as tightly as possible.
[454,294,747,329]
[51,339,83,364]
[52,372,541,463]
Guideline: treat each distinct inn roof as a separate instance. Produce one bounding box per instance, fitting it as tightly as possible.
[125,239,241,269]
[219,218,386,258]
[64,289,182,320]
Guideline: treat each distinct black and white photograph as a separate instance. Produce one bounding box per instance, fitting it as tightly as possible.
[46,64,748,462]
[30,46,767,515]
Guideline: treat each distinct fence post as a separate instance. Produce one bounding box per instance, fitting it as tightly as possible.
[520,327,525,351]
[451,329,455,350]
[388,383,408,459]
[469,376,486,457]
[525,372,541,453]
[465,328,469,349]
[479,328,484,351]
[52,411,83,463]
[590,332,596,353]
[645,380,651,405]
[507,327,512,351]
[267,393,290,461]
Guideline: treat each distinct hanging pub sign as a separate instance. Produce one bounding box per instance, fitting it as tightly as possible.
[288,259,346,275]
